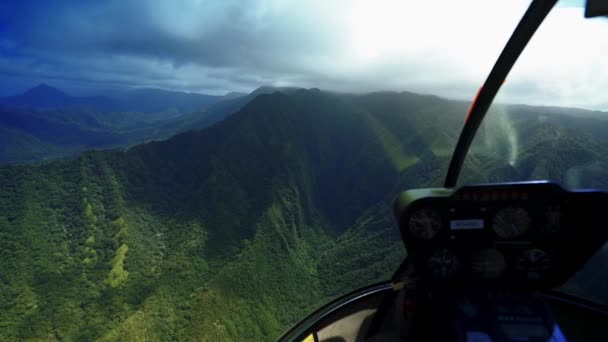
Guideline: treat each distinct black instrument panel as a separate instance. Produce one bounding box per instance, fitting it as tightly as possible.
[394,181,608,290]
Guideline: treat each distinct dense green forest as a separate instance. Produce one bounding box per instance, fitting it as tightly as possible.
[1,89,607,340]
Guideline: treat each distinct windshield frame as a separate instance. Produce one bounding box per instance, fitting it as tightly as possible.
[444,0,558,187]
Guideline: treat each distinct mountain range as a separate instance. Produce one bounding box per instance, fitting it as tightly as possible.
[0,87,607,340]
[0,84,223,114]
[0,85,293,164]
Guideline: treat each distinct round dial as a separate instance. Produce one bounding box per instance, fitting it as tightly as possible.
[408,208,442,239]
[516,249,552,280]
[542,206,561,234]
[493,206,531,239]
[428,249,460,280]
[471,249,507,279]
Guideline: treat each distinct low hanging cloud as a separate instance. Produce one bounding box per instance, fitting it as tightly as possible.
[0,0,606,110]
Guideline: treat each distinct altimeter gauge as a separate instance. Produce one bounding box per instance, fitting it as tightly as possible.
[409,208,442,239]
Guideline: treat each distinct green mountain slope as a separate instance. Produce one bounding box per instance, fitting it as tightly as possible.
[0,89,435,340]
[1,89,607,341]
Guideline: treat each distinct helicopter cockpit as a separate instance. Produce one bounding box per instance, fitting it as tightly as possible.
[278,1,608,341]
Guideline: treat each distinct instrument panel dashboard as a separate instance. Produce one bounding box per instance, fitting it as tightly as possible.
[394,181,608,290]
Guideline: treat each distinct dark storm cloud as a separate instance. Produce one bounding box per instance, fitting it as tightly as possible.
[0,0,347,95]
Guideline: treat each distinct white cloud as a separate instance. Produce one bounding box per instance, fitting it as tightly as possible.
[302,0,608,110]
[500,6,608,110]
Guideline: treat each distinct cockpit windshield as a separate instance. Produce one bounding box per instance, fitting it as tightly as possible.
[462,1,608,305]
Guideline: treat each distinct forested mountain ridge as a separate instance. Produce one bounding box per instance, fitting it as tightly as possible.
[0,85,311,165]
[0,88,607,340]
[0,85,255,165]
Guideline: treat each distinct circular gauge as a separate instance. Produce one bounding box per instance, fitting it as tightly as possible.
[516,249,552,280]
[428,249,460,280]
[542,206,561,234]
[492,206,531,239]
[471,249,507,279]
[408,208,442,239]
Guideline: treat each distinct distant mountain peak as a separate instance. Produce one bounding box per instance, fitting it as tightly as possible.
[24,83,70,98]
[250,85,303,97]
[250,85,278,96]
[222,91,247,100]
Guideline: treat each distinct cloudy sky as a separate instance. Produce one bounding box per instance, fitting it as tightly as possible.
[0,0,606,109]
